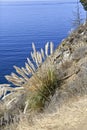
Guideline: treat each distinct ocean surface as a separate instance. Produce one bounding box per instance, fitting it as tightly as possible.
[0,1,85,84]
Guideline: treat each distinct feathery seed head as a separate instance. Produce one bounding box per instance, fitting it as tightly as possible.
[45,42,49,57]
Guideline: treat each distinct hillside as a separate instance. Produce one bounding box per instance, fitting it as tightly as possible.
[15,95,87,130]
[0,22,87,130]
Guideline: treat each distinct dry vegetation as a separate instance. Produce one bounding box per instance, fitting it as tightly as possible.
[0,42,56,129]
[3,95,87,130]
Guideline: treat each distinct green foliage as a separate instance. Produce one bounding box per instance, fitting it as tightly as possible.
[80,0,87,11]
[26,70,58,111]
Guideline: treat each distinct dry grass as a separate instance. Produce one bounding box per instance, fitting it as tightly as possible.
[0,42,53,114]
[5,95,87,130]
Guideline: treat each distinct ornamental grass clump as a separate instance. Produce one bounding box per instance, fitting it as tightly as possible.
[25,69,58,112]
[3,42,54,111]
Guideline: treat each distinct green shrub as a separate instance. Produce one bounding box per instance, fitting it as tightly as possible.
[26,69,58,111]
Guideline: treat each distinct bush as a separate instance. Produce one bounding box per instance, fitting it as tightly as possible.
[25,69,58,112]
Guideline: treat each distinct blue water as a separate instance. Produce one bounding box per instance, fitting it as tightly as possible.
[0,1,85,84]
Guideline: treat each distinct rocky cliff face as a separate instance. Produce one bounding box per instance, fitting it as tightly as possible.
[46,23,87,111]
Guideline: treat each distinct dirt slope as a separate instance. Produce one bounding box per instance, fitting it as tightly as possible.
[15,96,87,130]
